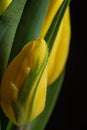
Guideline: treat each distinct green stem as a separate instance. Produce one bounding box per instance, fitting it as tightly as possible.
[7,120,30,130]
[17,124,30,130]
[16,126,23,130]
[6,120,31,130]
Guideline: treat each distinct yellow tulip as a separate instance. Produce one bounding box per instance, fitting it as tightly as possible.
[0,0,12,16]
[0,38,48,125]
[41,0,71,85]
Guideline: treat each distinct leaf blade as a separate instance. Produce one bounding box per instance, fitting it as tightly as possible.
[0,0,27,79]
[29,70,65,130]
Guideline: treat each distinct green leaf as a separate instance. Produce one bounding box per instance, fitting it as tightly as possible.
[29,70,65,130]
[0,0,27,79]
[9,0,50,62]
[6,121,15,130]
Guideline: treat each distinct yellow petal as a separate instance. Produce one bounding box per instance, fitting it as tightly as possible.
[48,7,71,84]
[41,0,63,37]
[0,38,48,125]
[28,66,47,121]
[0,0,12,16]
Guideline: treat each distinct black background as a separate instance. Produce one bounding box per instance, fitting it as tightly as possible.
[46,0,87,130]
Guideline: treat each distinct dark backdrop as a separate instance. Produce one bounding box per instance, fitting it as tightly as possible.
[46,0,87,129]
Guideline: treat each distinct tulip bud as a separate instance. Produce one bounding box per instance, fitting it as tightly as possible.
[0,38,48,125]
[0,0,12,16]
[47,7,71,85]
[41,0,71,85]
